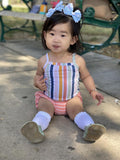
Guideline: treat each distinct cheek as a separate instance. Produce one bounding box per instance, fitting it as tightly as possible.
[45,36,50,43]
[65,39,71,46]
[46,35,52,43]
[45,39,52,48]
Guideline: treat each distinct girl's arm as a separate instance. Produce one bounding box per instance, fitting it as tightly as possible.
[77,55,104,105]
[34,57,47,91]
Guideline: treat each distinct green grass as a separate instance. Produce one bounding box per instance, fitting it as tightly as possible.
[81,25,111,36]
[81,25,117,43]
[0,17,43,40]
[9,0,21,3]
[12,7,28,12]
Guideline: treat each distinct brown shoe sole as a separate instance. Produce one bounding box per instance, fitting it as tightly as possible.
[21,121,45,143]
[83,124,106,142]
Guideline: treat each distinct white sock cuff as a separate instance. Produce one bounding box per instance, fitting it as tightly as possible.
[37,111,51,122]
[32,111,51,131]
[74,111,94,130]
[74,112,86,122]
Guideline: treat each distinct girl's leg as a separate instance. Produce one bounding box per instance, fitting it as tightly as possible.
[33,97,54,131]
[66,96,106,142]
[66,95,83,120]
[21,97,54,143]
[66,96,94,129]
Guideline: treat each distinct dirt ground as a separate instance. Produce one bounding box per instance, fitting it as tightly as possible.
[96,45,120,59]
[82,34,120,59]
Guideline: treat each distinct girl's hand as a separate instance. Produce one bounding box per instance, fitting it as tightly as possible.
[34,75,47,91]
[91,91,104,106]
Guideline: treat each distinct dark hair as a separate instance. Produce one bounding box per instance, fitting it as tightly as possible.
[41,8,83,53]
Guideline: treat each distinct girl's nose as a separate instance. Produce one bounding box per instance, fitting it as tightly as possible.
[53,35,60,42]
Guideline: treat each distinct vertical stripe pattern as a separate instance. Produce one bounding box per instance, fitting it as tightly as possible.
[44,54,80,101]
[50,65,54,99]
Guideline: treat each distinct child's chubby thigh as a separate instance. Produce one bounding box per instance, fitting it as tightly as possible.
[37,97,55,118]
[66,94,83,120]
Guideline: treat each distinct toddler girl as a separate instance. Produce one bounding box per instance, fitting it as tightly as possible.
[21,1,106,143]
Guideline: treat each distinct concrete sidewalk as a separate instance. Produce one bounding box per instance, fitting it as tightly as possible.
[0,40,120,160]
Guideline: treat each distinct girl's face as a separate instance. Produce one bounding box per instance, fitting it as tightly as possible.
[44,22,76,54]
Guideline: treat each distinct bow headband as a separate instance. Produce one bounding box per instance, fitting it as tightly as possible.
[46,1,81,23]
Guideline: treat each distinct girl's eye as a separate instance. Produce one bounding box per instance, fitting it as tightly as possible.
[61,35,66,37]
[50,32,54,36]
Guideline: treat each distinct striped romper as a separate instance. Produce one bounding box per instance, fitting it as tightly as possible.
[35,53,82,115]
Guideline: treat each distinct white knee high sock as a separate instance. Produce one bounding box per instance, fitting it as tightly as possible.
[74,112,94,130]
[32,111,51,131]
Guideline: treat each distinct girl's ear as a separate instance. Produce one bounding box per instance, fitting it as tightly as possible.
[70,36,78,45]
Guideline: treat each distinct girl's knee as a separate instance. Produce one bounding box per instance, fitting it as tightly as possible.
[67,107,84,120]
[66,98,83,120]
[38,98,55,117]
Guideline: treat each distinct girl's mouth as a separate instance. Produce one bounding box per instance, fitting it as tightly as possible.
[52,45,60,49]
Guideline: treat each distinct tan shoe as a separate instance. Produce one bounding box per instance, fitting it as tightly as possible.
[83,124,106,142]
[21,121,45,143]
